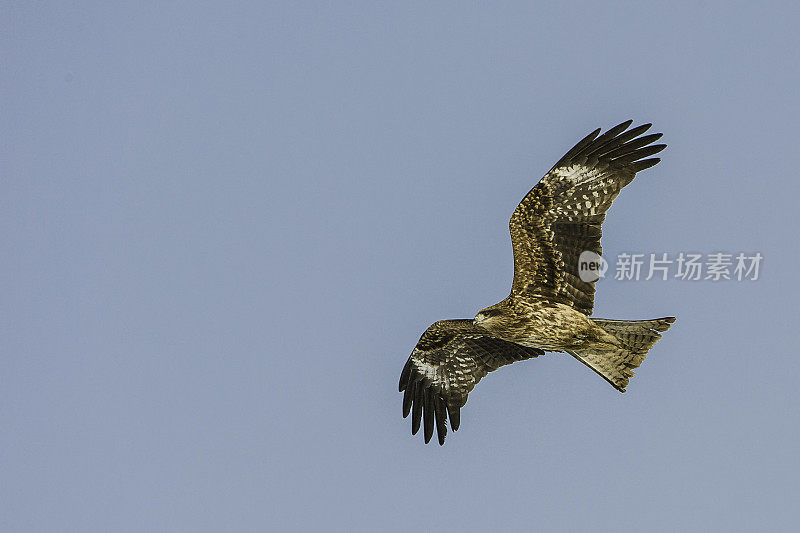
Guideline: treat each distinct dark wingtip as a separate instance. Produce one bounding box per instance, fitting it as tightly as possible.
[631,158,661,172]
[606,123,653,148]
[434,396,447,445]
[411,383,423,435]
[447,405,461,431]
[562,120,665,168]
[591,120,634,147]
[399,359,411,392]
[552,127,602,169]
[423,389,435,444]
[615,119,634,130]
[402,379,415,418]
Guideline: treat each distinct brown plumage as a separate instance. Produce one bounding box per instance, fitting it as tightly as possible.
[399,320,543,445]
[399,121,675,445]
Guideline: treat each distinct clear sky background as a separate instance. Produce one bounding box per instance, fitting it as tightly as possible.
[3,2,799,531]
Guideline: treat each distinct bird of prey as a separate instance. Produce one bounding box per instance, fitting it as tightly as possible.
[399,120,675,445]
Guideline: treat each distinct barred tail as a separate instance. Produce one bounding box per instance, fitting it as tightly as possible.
[568,317,675,392]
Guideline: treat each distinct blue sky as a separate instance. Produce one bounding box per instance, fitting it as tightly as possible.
[3,2,799,531]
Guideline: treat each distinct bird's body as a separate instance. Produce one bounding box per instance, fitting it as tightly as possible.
[475,297,610,352]
[399,120,676,445]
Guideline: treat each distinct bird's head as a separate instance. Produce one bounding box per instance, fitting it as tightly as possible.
[474,305,505,330]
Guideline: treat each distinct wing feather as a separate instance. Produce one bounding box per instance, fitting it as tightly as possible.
[423,388,435,444]
[446,404,460,432]
[402,374,414,418]
[411,380,423,435]
[399,319,542,445]
[509,121,665,314]
[434,396,448,445]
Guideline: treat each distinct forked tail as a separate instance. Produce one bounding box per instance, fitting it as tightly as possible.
[567,317,675,392]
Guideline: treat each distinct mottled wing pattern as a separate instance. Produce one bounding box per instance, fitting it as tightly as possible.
[509,120,665,315]
[398,319,543,445]
[573,317,676,392]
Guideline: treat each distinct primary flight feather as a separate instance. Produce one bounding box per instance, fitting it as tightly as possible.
[399,120,675,445]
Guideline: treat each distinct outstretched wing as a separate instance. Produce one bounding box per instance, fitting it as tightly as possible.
[509,120,665,315]
[398,319,543,445]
